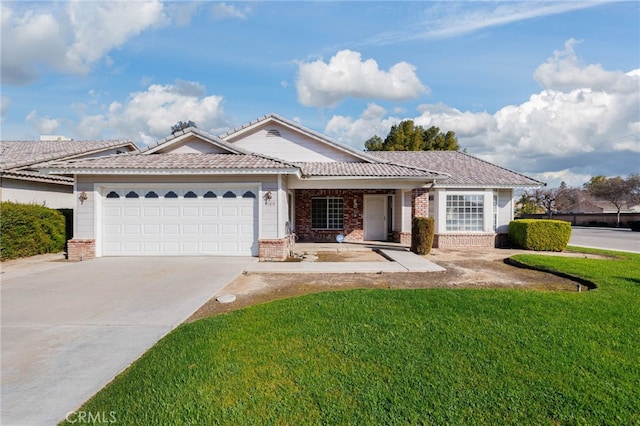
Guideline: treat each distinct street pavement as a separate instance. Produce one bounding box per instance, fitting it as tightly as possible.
[570,226,640,253]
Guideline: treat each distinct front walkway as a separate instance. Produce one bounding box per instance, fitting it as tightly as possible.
[246,244,445,273]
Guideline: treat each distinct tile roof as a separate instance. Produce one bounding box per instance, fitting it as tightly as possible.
[0,140,138,170]
[368,151,544,186]
[297,161,447,178]
[0,169,74,184]
[40,153,299,173]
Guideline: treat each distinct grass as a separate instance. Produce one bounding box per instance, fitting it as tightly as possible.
[61,248,640,425]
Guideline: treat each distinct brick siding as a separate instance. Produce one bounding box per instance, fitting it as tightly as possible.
[433,233,497,248]
[294,189,393,242]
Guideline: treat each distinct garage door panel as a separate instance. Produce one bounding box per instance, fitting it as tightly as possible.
[183,224,199,235]
[143,241,161,253]
[123,241,141,253]
[124,207,141,217]
[183,207,199,216]
[163,207,180,216]
[202,224,219,235]
[163,224,180,234]
[102,187,257,256]
[144,224,161,235]
[143,207,160,217]
[124,224,141,234]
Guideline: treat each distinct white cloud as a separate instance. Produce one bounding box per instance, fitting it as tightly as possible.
[296,50,428,107]
[533,39,635,93]
[76,81,228,143]
[26,110,60,135]
[1,1,167,85]
[362,2,605,46]
[211,3,250,20]
[324,41,640,188]
[325,104,402,148]
[1,96,10,117]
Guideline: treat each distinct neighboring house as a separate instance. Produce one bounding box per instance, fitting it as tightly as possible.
[38,114,543,261]
[1,139,138,208]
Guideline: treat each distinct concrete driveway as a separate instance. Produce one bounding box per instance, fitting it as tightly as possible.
[1,255,255,426]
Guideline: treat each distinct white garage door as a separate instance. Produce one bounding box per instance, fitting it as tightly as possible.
[102,187,258,256]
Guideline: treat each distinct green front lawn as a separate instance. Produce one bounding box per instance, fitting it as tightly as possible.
[63,249,640,425]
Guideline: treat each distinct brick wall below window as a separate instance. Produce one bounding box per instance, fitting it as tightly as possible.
[433,233,497,248]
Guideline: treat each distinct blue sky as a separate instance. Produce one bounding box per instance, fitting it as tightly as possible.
[1,1,639,187]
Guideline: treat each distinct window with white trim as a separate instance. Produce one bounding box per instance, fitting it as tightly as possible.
[446,194,484,232]
[311,198,343,229]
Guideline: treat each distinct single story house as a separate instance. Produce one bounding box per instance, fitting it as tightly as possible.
[39,114,543,260]
[1,138,138,208]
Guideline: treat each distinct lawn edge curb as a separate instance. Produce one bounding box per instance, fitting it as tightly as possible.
[504,257,599,291]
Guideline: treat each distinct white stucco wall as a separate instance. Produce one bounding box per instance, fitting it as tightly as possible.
[1,178,74,209]
[226,123,360,163]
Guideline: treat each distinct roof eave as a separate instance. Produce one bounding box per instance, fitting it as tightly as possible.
[39,167,300,175]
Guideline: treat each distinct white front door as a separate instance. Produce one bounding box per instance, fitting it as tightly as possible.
[101,186,258,256]
[364,195,387,241]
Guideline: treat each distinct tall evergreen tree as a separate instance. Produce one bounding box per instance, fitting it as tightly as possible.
[364,120,460,151]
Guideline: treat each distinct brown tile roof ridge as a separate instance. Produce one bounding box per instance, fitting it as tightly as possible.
[295,161,447,178]
[368,150,544,186]
[39,152,299,171]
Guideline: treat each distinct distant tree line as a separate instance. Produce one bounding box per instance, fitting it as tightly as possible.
[517,174,640,227]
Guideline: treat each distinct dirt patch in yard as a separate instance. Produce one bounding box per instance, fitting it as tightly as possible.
[187,248,592,322]
[315,250,387,262]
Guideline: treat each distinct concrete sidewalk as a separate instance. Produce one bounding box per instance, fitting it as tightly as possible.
[1,256,254,426]
[246,249,445,273]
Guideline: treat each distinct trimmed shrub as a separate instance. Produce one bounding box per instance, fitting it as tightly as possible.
[508,219,572,252]
[0,202,66,260]
[411,217,435,255]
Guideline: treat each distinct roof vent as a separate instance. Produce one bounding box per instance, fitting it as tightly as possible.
[266,129,281,137]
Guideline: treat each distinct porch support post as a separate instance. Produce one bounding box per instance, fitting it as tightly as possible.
[411,188,430,219]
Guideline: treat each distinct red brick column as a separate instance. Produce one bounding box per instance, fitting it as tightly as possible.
[67,239,96,261]
[259,237,291,261]
[411,188,430,218]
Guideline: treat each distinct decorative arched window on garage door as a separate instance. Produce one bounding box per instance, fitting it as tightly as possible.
[204,191,217,198]
[164,191,178,198]
[223,190,237,198]
[125,191,139,198]
[184,191,198,198]
[242,191,256,198]
[106,191,120,198]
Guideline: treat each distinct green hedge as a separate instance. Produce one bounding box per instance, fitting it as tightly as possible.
[411,217,435,255]
[0,202,66,260]
[508,219,572,252]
